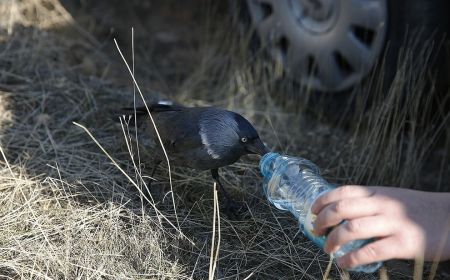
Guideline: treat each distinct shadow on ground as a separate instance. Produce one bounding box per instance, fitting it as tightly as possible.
[0,0,449,279]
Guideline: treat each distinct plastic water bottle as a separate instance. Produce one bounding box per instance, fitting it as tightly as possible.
[259,152,382,273]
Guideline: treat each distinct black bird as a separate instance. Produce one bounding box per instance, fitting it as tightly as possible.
[120,103,269,211]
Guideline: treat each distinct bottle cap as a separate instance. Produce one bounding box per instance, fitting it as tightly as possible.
[259,152,280,178]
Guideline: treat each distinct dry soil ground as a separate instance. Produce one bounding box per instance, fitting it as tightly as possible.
[0,1,449,279]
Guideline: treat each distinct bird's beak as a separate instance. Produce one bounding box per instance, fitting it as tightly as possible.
[247,140,270,156]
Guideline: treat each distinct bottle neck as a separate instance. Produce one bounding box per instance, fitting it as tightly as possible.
[259,152,280,179]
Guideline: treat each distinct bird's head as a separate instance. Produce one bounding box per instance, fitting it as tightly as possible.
[199,109,269,161]
[233,113,269,156]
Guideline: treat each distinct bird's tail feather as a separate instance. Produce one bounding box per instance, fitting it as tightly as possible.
[121,103,181,114]
[114,102,182,123]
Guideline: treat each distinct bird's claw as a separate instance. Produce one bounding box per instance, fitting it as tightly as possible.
[223,199,243,220]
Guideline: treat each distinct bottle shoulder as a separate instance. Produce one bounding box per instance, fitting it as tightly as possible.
[274,156,320,175]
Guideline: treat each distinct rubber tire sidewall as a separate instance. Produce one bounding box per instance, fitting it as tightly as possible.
[266,0,450,123]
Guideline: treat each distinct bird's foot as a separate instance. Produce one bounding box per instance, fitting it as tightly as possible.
[222,199,244,220]
[248,195,264,208]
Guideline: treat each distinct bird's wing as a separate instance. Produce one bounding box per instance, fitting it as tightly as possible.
[116,104,183,128]
[119,105,210,159]
[148,107,204,153]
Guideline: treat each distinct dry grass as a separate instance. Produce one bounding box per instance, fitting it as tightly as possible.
[0,0,449,279]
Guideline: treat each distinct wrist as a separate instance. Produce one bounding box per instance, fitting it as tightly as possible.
[431,192,450,261]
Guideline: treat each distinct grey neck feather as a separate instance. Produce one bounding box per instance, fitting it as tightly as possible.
[199,110,239,159]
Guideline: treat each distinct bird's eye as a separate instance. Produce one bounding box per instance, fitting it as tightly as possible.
[240,137,248,143]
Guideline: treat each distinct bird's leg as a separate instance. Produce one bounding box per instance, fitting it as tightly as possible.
[149,160,161,179]
[210,169,232,202]
[211,169,239,217]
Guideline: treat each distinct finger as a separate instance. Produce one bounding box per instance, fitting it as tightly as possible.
[311,185,375,215]
[313,197,381,236]
[336,236,400,269]
[324,215,393,253]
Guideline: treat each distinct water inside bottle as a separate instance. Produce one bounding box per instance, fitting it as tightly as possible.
[260,152,383,273]
[266,167,322,223]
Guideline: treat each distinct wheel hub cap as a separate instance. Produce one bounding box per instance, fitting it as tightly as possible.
[246,0,388,92]
[294,0,339,34]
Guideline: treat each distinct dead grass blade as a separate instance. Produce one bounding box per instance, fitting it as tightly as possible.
[113,38,181,233]
[72,121,194,245]
[208,183,221,280]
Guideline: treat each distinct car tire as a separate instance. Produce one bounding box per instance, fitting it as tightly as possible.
[238,0,450,121]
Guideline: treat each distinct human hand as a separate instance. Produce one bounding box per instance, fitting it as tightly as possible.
[311,185,450,269]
